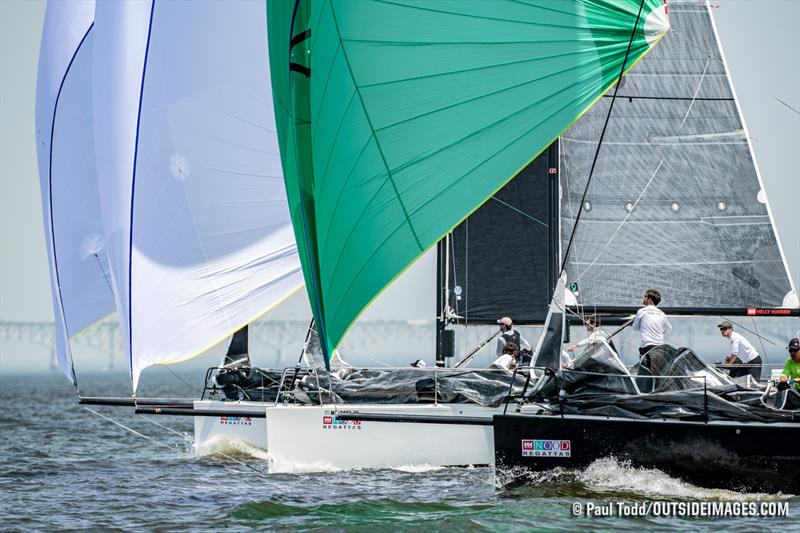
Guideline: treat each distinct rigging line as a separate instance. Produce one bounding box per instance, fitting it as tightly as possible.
[164,365,199,396]
[137,412,192,439]
[247,301,286,361]
[560,149,587,304]
[297,318,316,365]
[601,94,734,101]
[750,316,770,367]
[559,0,647,275]
[774,96,800,116]
[84,406,184,454]
[557,298,594,329]
[465,219,469,327]
[336,340,393,368]
[571,57,711,285]
[88,408,270,477]
[490,197,547,227]
[94,253,114,293]
[450,233,459,318]
[668,28,725,66]
[136,414,269,476]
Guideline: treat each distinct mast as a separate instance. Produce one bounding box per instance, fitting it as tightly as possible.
[436,235,454,367]
[435,238,443,366]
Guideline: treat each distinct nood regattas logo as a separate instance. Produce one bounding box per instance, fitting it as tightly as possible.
[219,416,253,426]
[521,439,571,457]
[322,415,362,430]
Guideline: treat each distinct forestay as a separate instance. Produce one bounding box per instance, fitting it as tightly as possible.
[35,0,115,386]
[269,0,670,365]
[560,0,798,312]
[92,1,303,391]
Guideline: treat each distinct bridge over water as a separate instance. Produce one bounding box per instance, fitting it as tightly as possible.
[2,316,797,371]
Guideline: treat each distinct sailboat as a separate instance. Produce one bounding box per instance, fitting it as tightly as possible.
[491,0,800,493]
[38,0,672,469]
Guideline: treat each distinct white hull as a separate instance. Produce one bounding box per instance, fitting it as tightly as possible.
[192,400,268,455]
[193,401,500,470]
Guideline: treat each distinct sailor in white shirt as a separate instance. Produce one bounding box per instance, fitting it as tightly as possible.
[491,351,517,371]
[491,342,519,371]
[561,314,614,367]
[632,288,672,357]
[718,320,762,381]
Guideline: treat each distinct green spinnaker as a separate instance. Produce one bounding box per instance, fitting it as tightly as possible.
[268,0,668,365]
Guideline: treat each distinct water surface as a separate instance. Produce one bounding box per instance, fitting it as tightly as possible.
[1,371,795,531]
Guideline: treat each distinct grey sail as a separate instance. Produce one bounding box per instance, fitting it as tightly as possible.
[559,0,797,314]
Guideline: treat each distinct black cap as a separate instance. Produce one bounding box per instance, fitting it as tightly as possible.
[788,338,800,350]
[717,321,733,329]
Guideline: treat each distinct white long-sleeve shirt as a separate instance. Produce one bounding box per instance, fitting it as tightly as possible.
[632,305,671,347]
[728,331,759,363]
[491,354,516,370]
[573,329,609,350]
[496,328,532,355]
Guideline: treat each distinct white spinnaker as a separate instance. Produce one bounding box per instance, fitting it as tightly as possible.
[35,0,116,386]
[92,1,303,391]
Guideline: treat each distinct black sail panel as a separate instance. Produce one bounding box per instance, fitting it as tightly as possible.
[444,143,559,325]
[223,324,249,366]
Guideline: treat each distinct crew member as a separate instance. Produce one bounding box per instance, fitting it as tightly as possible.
[632,288,671,358]
[496,316,531,356]
[564,314,615,355]
[780,338,800,389]
[775,338,800,409]
[491,342,519,370]
[718,321,762,381]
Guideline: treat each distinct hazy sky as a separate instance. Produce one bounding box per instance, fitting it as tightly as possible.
[1,0,798,327]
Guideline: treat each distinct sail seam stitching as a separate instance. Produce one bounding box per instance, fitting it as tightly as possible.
[571,57,711,285]
[327,1,424,251]
[560,0,647,275]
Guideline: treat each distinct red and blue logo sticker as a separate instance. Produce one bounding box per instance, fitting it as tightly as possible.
[322,415,362,430]
[522,439,571,457]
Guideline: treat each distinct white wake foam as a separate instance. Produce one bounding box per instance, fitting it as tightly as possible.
[579,457,788,501]
[195,435,270,462]
[391,464,446,473]
[266,454,346,474]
